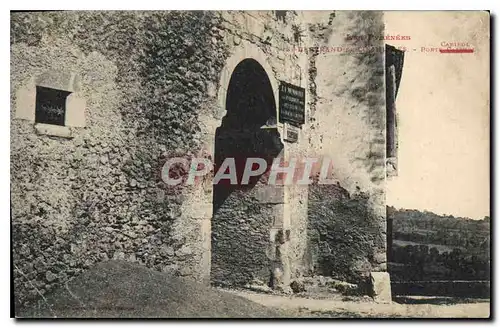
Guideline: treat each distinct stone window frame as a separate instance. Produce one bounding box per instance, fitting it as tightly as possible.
[14,71,86,139]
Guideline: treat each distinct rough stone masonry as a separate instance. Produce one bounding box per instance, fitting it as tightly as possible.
[11,10,392,308]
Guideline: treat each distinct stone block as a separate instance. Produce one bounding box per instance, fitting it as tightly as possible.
[181,201,213,219]
[15,80,36,121]
[65,94,86,127]
[370,271,391,303]
[251,185,285,204]
[270,203,285,227]
[35,123,72,139]
[36,71,81,93]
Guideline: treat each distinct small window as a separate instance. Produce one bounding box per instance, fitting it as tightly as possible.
[35,86,71,126]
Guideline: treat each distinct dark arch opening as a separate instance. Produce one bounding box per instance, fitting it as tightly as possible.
[221,58,277,130]
[213,59,283,210]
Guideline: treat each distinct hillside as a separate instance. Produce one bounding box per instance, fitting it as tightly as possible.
[388,206,490,256]
[387,207,490,293]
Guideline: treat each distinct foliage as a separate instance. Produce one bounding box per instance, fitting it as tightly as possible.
[388,206,490,282]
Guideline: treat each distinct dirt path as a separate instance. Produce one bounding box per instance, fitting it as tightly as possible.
[225,289,491,318]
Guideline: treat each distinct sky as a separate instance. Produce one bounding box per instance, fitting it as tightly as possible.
[384,11,490,220]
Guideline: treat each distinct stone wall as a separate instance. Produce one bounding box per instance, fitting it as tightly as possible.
[301,11,388,282]
[11,11,229,308]
[11,10,389,308]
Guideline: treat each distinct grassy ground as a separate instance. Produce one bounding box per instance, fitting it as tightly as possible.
[16,261,284,318]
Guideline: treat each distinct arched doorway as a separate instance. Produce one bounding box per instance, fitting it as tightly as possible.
[211,58,285,288]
